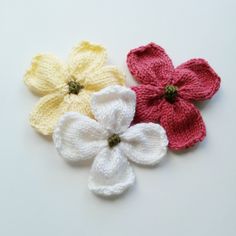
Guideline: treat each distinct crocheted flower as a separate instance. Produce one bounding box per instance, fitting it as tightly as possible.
[24,41,124,135]
[127,43,220,150]
[53,85,168,196]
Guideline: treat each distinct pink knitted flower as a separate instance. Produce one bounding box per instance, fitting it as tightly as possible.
[127,43,220,150]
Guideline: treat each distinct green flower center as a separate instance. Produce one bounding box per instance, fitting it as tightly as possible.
[108,134,121,148]
[68,81,84,95]
[165,85,178,103]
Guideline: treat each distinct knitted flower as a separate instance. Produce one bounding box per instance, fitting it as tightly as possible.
[24,41,124,135]
[127,43,220,150]
[53,85,168,196]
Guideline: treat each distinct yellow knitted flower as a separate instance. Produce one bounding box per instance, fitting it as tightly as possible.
[24,41,125,135]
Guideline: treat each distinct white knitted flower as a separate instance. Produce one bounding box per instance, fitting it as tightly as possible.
[53,85,168,196]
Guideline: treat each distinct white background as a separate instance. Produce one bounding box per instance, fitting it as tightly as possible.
[0,0,236,235]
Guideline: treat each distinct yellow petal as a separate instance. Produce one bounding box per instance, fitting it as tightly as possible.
[24,54,66,96]
[67,41,107,78]
[29,92,67,135]
[63,90,93,118]
[84,66,125,92]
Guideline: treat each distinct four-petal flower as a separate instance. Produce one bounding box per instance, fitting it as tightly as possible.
[24,41,124,135]
[127,43,221,150]
[53,85,168,196]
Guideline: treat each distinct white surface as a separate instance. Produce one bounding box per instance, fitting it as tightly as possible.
[0,0,235,235]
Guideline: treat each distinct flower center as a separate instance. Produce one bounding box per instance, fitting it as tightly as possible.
[108,134,121,148]
[68,81,84,95]
[165,85,178,103]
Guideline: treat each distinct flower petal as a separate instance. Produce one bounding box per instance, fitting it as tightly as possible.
[159,98,206,150]
[174,59,221,101]
[88,147,135,196]
[84,66,125,92]
[53,112,108,161]
[120,123,168,166]
[24,54,66,96]
[63,90,93,117]
[91,85,136,134]
[29,92,67,135]
[67,41,107,78]
[127,43,174,86]
[132,84,165,123]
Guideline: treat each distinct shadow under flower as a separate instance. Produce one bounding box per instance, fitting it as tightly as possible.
[194,88,222,111]
[92,182,136,202]
[64,158,93,169]
[171,138,207,156]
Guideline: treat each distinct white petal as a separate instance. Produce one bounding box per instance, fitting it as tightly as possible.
[91,85,136,134]
[88,147,135,196]
[120,123,168,166]
[53,112,108,161]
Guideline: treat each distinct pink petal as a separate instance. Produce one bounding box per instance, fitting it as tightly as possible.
[132,85,165,123]
[159,98,206,150]
[127,43,174,86]
[173,59,221,101]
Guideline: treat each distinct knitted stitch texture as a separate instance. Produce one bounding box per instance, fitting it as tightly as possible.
[53,85,168,197]
[127,43,220,150]
[24,41,125,135]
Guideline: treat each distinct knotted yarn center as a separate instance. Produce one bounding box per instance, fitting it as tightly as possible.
[108,134,121,148]
[165,85,178,103]
[68,80,84,95]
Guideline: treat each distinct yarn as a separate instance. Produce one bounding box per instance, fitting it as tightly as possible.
[127,42,221,150]
[24,41,125,135]
[53,85,168,196]
[108,134,121,148]
[68,80,84,94]
[164,85,178,103]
